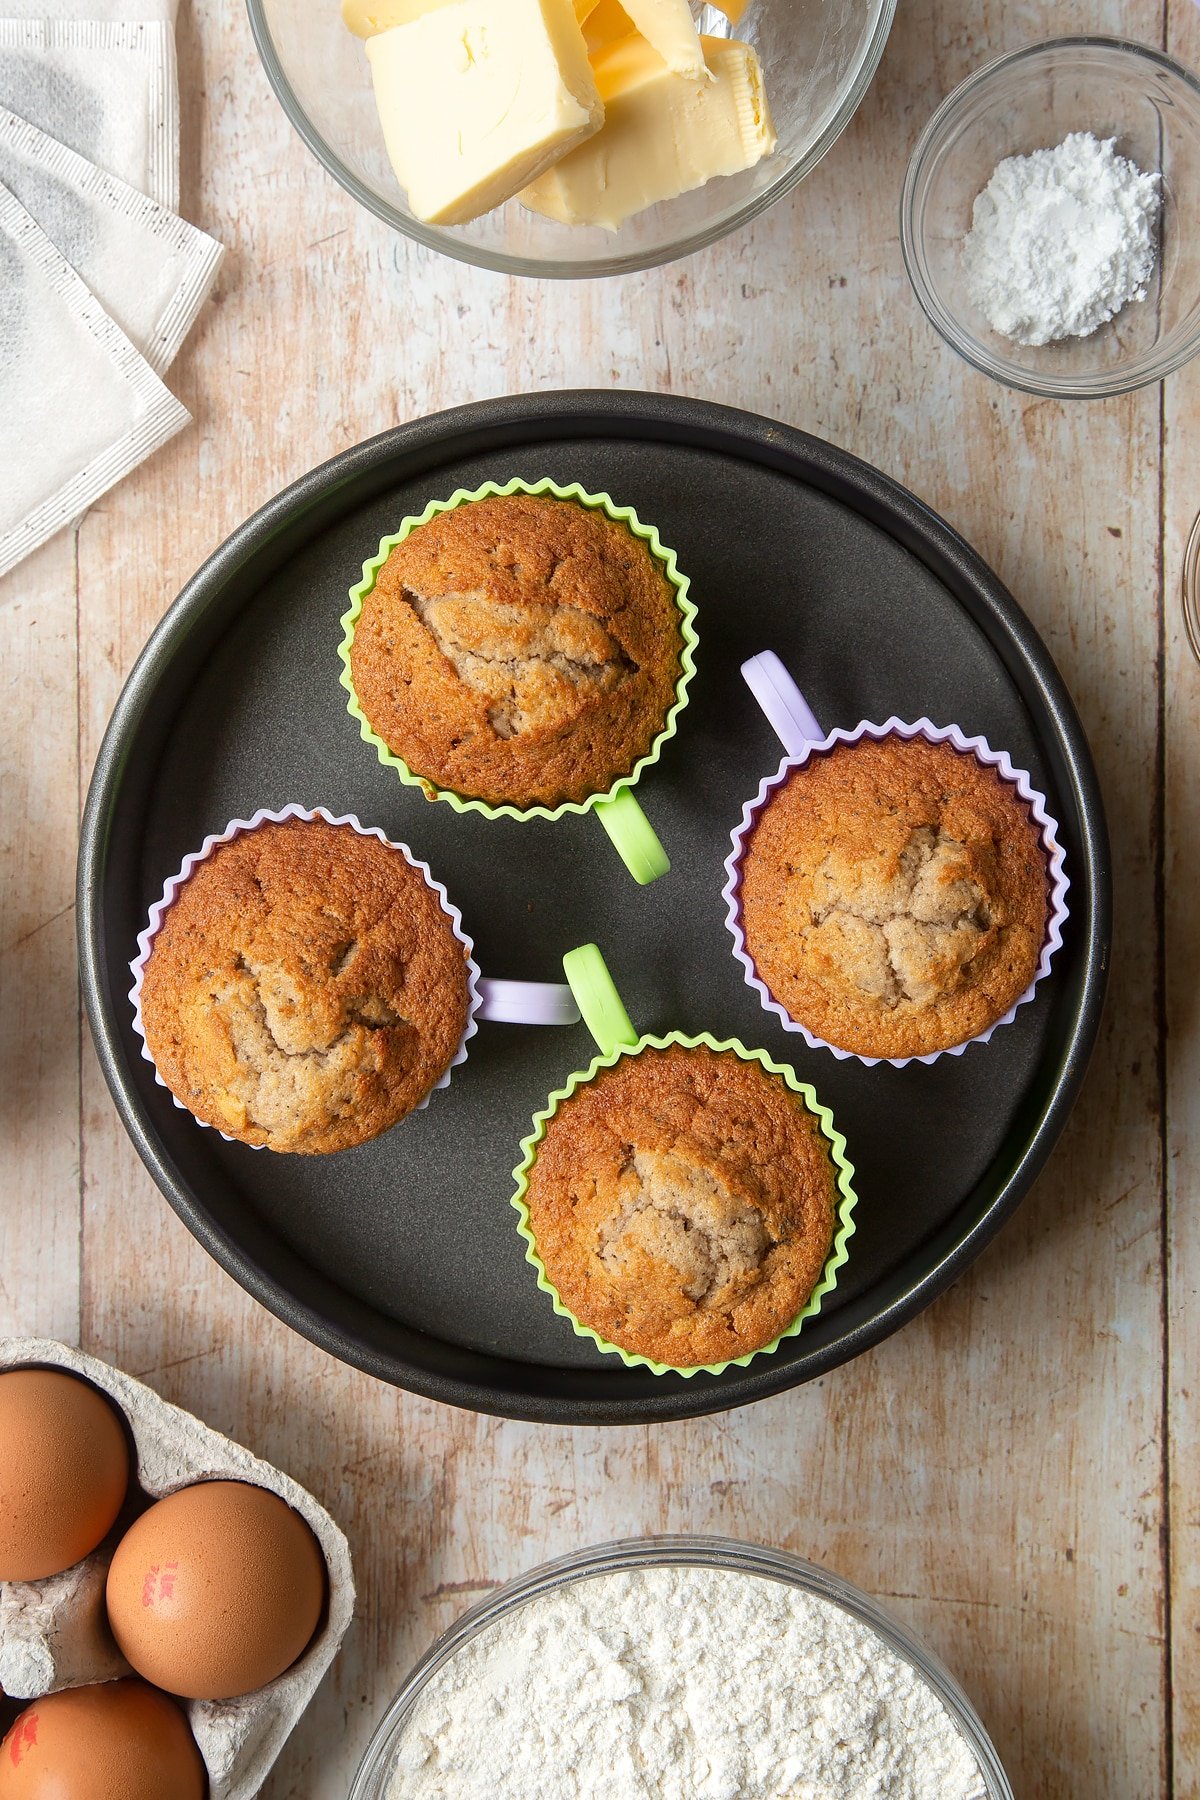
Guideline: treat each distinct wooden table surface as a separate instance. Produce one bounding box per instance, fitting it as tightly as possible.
[3,0,1199,1793]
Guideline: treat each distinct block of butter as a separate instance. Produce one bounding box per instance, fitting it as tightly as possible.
[342,0,439,41]
[346,0,598,38]
[619,0,706,78]
[522,33,775,230]
[365,0,603,225]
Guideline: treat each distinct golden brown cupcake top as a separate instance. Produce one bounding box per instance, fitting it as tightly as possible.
[348,493,684,808]
[738,736,1050,1060]
[139,817,471,1154]
[524,1043,837,1368]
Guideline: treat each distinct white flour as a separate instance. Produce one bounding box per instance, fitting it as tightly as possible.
[963,131,1160,346]
[388,1565,990,1799]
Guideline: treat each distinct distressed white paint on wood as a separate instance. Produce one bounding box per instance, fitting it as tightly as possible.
[0,533,81,1348]
[0,0,1193,1793]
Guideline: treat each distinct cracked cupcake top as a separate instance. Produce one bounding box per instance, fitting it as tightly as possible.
[348,493,684,808]
[738,736,1049,1060]
[139,818,471,1154]
[523,1043,837,1368]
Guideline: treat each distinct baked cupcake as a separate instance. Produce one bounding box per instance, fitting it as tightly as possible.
[347,491,684,808]
[738,735,1050,1061]
[137,816,471,1153]
[521,1042,838,1368]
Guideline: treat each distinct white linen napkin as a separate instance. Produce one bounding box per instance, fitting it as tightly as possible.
[0,105,221,375]
[0,19,178,207]
[0,180,188,579]
[3,0,177,19]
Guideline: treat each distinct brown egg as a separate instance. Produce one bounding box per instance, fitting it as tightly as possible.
[0,1369,130,1582]
[105,1480,326,1701]
[0,1680,206,1799]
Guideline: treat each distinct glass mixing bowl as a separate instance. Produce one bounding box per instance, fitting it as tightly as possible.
[901,37,1200,397]
[348,1535,1015,1798]
[245,0,896,277]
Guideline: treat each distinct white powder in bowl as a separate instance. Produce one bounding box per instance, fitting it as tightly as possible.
[387,1565,991,1799]
[962,131,1161,346]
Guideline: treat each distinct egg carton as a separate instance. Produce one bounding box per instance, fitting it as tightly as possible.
[0,1338,355,1799]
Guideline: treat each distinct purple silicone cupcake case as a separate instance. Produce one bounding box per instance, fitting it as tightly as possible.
[129,803,578,1148]
[722,653,1072,1070]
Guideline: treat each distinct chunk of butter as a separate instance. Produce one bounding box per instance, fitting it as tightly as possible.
[522,34,775,230]
[341,0,444,42]
[618,0,706,77]
[583,0,634,51]
[344,0,600,41]
[366,0,603,225]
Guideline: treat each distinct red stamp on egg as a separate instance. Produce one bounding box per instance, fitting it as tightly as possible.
[141,1559,180,1607]
[7,1712,37,1766]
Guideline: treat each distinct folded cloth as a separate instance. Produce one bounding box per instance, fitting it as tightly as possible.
[0,19,177,207]
[2,0,176,19]
[0,105,221,375]
[0,180,188,579]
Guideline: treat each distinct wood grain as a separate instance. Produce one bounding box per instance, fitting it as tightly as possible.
[0,0,1194,1793]
[0,532,81,1348]
[1167,10,1200,1795]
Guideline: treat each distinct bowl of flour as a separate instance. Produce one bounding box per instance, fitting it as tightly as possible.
[901,37,1200,397]
[348,1537,1013,1800]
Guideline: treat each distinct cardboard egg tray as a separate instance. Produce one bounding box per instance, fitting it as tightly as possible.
[0,1337,355,1798]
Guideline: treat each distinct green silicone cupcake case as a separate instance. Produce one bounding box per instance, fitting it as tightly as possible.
[338,477,700,885]
[511,944,859,1379]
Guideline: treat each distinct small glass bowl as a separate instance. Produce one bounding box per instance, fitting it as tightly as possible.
[902,37,1200,398]
[348,1535,1014,1798]
[246,0,896,279]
